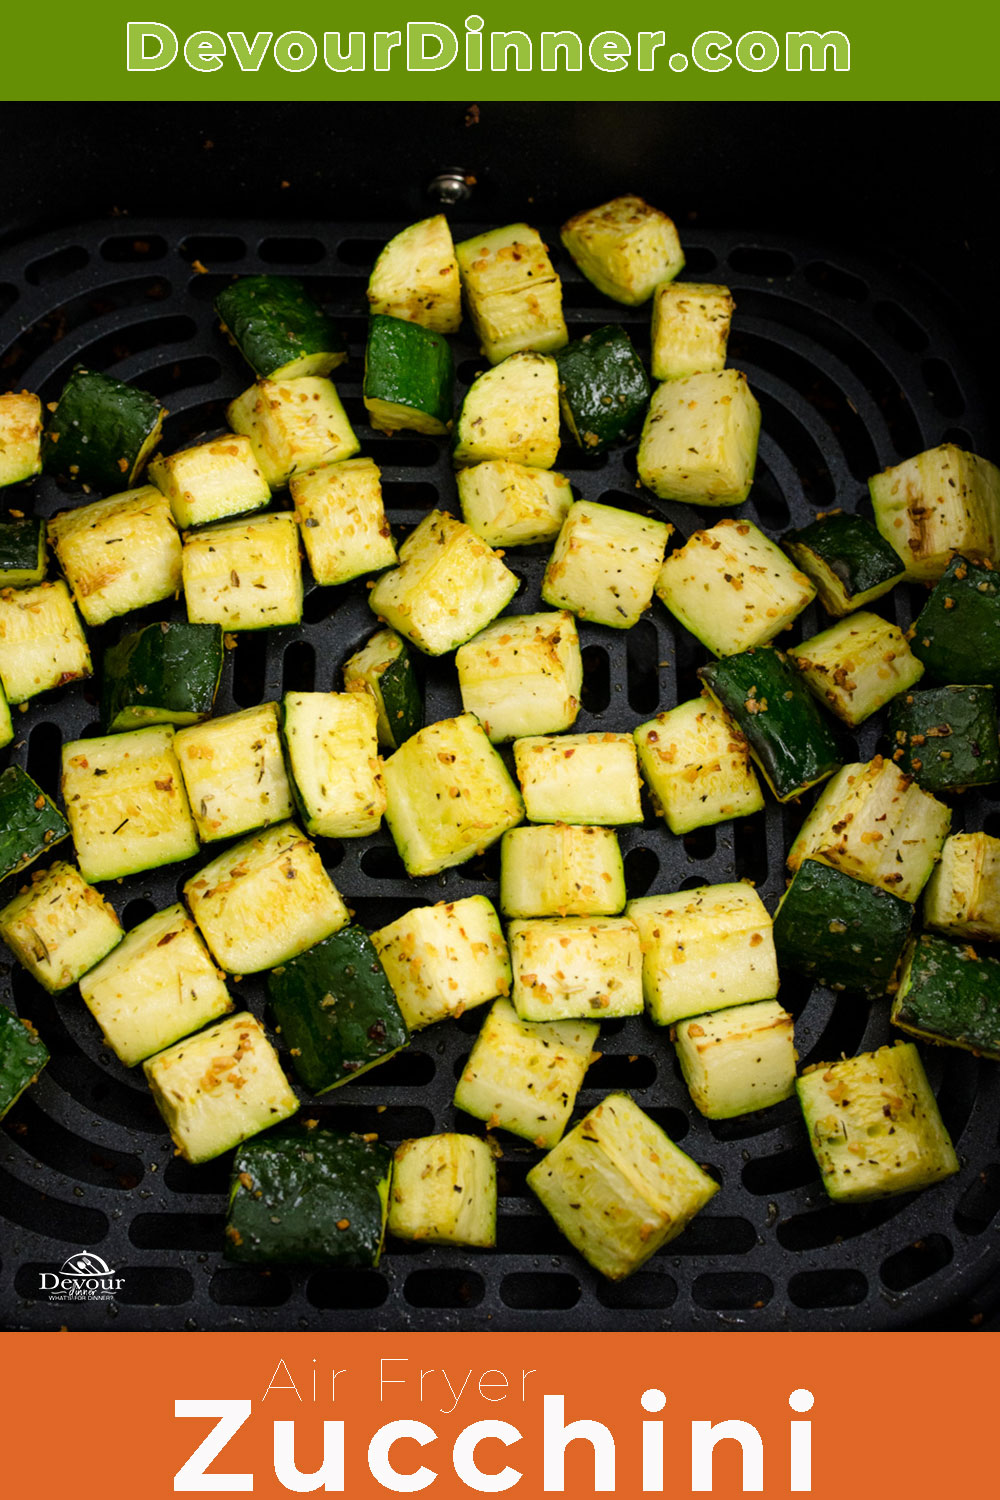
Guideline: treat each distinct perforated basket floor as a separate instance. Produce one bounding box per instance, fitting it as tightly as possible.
[1,217,998,1332]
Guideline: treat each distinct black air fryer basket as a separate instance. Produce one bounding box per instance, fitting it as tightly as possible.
[1,103,998,1332]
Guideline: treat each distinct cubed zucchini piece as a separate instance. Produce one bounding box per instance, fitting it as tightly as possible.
[555,325,650,453]
[382,713,523,878]
[227,376,360,488]
[650,282,734,381]
[101,621,223,732]
[788,756,951,902]
[455,610,582,742]
[182,512,303,630]
[674,1001,796,1120]
[148,434,270,529]
[452,352,560,469]
[783,512,905,617]
[363,314,453,435]
[282,690,386,838]
[698,648,842,803]
[61,725,199,883]
[342,628,422,751]
[0,514,46,586]
[560,196,685,305]
[0,765,70,881]
[457,461,573,548]
[78,903,232,1067]
[772,859,912,996]
[797,1042,959,1202]
[528,1093,717,1280]
[226,1127,391,1265]
[184,822,348,975]
[0,392,43,487]
[367,214,462,334]
[175,703,293,843]
[372,895,510,1031]
[542,499,672,629]
[893,932,1000,1059]
[510,915,642,1021]
[634,697,764,835]
[499,824,625,918]
[638,370,760,506]
[48,485,181,628]
[789,611,924,725]
[290,457,397,587]
[0,1008,49,1119]
[0,861,123,993]
[923,832,1000,942]
[368,510,517,656]
[144,1011,298,1165]
[0,680,10,750]
[454,997,597,1147]
[42,368,164,490]
[887,684,1000,793]
[456,223,567,363]
[628,882,778,1027]
[389,1134,496,1248]
[910,555,1000,686]
[870,444,1000,581]
[215,275,347,380]
[655,518,815,657]
[0,579,91,704]
[513,732,642,825]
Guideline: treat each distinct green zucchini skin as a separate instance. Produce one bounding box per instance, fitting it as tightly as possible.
[42,367,164,490]
[101,621,224,732]
[215,276,348,379]
[363,314,454,433]
[225,1126,392,1266]
[0,1007,50,1120]
[699,647,843,801]
[893,932,1000,1058]
[268,925,408,1094]
[0,765,71,881]
[783,513,904,615]
[0,516,46,587]
[554,325,650,452]
[910,556,1000,687]
[772,858,912,995]
[344,628,423,750]
[887,684,1000,793]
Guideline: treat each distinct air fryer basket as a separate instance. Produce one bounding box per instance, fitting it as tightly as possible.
[1,206,999,1333]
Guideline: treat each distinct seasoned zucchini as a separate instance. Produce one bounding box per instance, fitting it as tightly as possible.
[542,499,672,629]
[455,223,567,363]
[499,824,625,919]
[0,765,70,881]
[509,915,643,1021]
[783,512,905,617]
[282,690,386,839]
[560,195,685,305]
[227,376,360,488]
[0,515,46,587]
[0,392,43,487]
[887,684,1000,793]
[455,610,582,742]
[634,697,763,835]
[452,353,560,470]
[923,832,1000,942]
[638,370,760,506]
[42,367,164,490]
[363,314,454,435]
[650,282,734,381]
[910,555,1000,686]
[0,861,123,993]
[513,732,643,825]
[215,275,347,380]
[367,214,462,334]
[673,1001,796,1120]
[0,1007,49,1120]
[0,579,91,704]
[870,443,1000,581]
[554,325,650,453]
[457,461,573,548]
[342,628,422,751]
[788,611,924,726]
[148,434,270,530]
[0,680,10,751]
[175,703,293,843]
[389,1134,496,1249]
[290,457,397,587]
[772,858,912,995]
[372,895,510,1031]
[101,621,223,732]
[48,486,182,628]
[182,512,303,630]
[893,932,1000,1059]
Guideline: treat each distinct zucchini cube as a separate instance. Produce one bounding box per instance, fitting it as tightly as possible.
[452,352,560,470]
[499,824,626,919]
[389,1134,496,1249]
[772,859,912,996]
[144,1011,298,1165]
[0,391,43,487]
[628,882,778,1027]
[367,214,462,334]
[457,461,573,548]
[674,1001,796,1120]
[342,628,423,751]
[923,832,1000,942]
[893,932,1000,1059]
[456,610,582,742]
[634,697,764,835]
[227,376,360,488]
[656,518,815,657]
[382,713,523,878]
[560,195,685,305]
[48,485,182,627]
[226,1127,392,1266]
[509,915,643,1021]
[175,703,293,843]
[215,275,347,381]
[789,611,925,726]
[267,925,408,1093]
[910,555,1000,687]
[528,1093,718,1281]
[184,821,348,975]
[870,444,1000,581]
[42,367,164,491]
[79,903,233,1067]
[363,314,454,435]
[0,681,10,751]
[0,1008,49,1120]
[542,500,672,629]
[782,512,905,618]
[0,514,46,587]
[638,370,761,506]
[455,223,567,363]
[555,326,650,453]
[650,282,735,381]
[0,862,123,993]
[888,684,1000,793]
[282,690,386,839]
[513,732,643,825]
[62,725,199,883]
[372,895,511,1031]
[368,510,518,657]
[101,621,223,732]
[0,765,70,881]
[0,579,91,704]
[148,434,271,529]
[454,997,597,1147]
[797,1043,959,1203]
[182,512,303,630]
[290,457,397,587]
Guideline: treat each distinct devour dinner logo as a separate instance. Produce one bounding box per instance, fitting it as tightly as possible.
[39,1252,124,1301]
